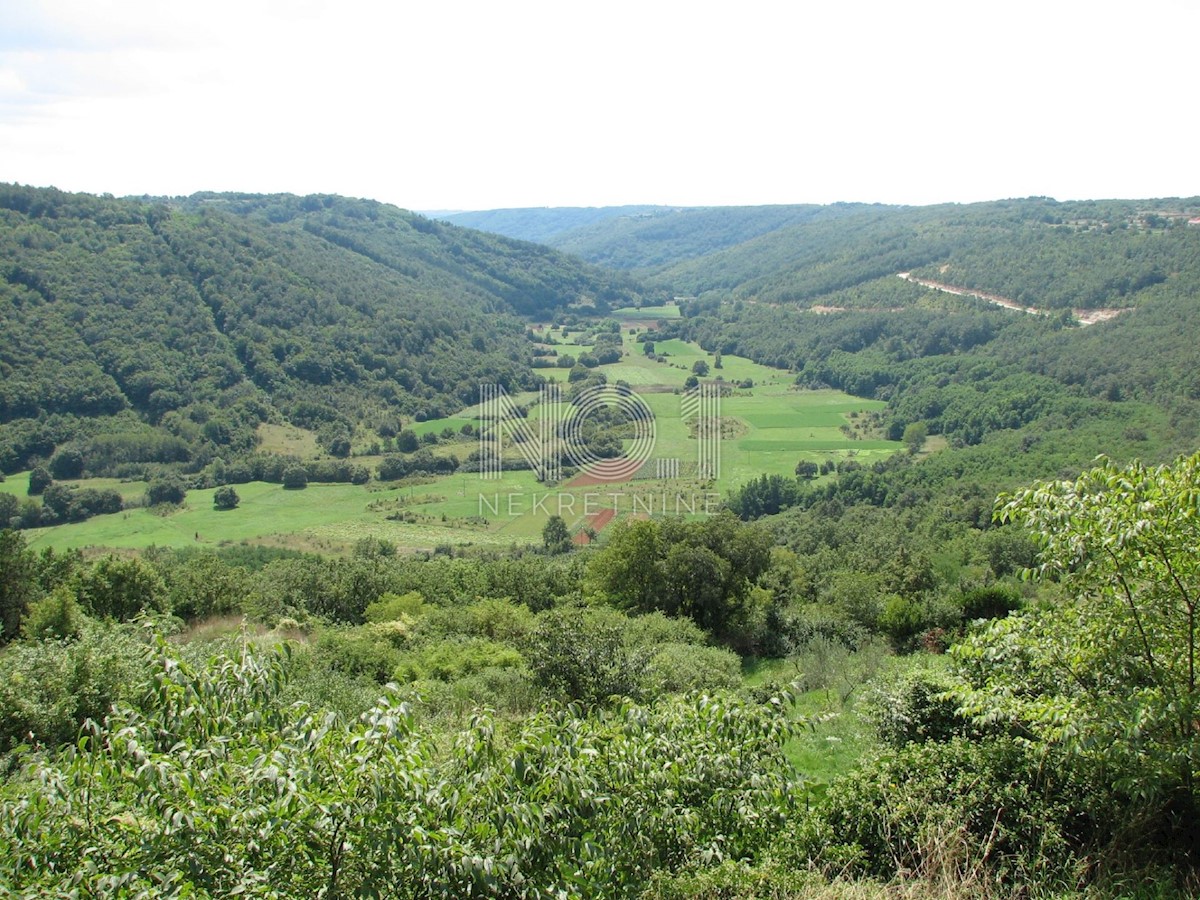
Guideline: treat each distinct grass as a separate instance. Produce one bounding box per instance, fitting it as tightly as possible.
[610,304,681,319]
[256,423,319,457]
[16,335,900,554]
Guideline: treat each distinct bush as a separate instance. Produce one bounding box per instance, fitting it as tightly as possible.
[75,556,167,622]
[0,621,147,752]
[48,447,85,480]
[791,738,1082,885]
[213,485,240,510]
[863,664,972,747]
[363,591,425,623]
[20,587,87,641]
[525,607,648,705]
[282,465,308,489]
[641,644,742,695]
[313,626,404,684]
[27,466,52,496]
[393,637,525,683]
[145,475,187,506]
[960,584,1022,621]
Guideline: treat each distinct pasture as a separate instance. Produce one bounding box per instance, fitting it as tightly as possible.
[10,332,900,554]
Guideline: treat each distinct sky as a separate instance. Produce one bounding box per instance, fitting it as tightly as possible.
[2,0,1198,212]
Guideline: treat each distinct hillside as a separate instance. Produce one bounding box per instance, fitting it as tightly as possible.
[439,205,667,244]
[0,185,647,474]
[454,197,1200,312]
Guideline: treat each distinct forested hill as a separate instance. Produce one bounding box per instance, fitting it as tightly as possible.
[0,185,645,473]
[453,197,1200,311]
[439,205,668,245]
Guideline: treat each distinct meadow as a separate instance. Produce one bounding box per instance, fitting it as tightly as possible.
[7,327,900,554]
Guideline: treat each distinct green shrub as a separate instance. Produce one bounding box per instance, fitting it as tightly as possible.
[790,738,1082,885]
[363,590,425,623]
[863,664,971,747]
[75,555,167,622]
[393,636,525,683]
[20,586,87,641]
[0,621,147,752]
[642,643,742,696]
[313,626,403,683]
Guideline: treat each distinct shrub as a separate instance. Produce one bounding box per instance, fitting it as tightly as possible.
[790,738,1081,885]
[213,485,240,510]
[27,466,52,496]
[641,644,742,695]
[281,465,308,489]
[75,556,168,622]
[0,621,147,752]
[863,664,972,747]
[20,586,87,641]
[145,475,187,506]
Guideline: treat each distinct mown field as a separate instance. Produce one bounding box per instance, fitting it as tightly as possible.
[6,324,900,554]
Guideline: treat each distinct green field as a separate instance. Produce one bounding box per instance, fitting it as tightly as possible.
[12,335,900,553]
[609,304,681,319]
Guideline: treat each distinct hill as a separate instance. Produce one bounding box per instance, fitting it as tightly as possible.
[439,205,667,244]
[0,185,647,475]
[452,198,1200,312]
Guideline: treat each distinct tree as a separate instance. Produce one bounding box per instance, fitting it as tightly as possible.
[396,430,420,453]
[282,465,308,489]
[954,453,1200,842]
[49,447,85,480]
[692,360,710,377]
[213,486,240,510]
[0,530,38,643]
[75,555,167,622]
[542,515,572,555]
[28,466,52,496]
[795,460,819,479]
[146,475,187,506]
[902,421,928,455]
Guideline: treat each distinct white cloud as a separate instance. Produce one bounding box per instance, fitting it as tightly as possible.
[1,0,1197,208]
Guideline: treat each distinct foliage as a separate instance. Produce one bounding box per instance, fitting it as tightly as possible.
[212,485,239,510]
[19,585,87,641]
[953,452,1200,848]
[585,513,773,639]
[281,464,308,489]
[0,529,37,643]
[146,474,187,506]
[74,555,167,621]
[790,738,1082,885]
[0,638,800,898]
[542,513,572,554]
[0,620,147,752]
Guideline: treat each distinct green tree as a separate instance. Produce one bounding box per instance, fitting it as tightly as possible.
[692,360,710,377]
[75,555,167,622]
[955,453,1200,837]
[213,485,240,510]
[27,466,52,496]
[795,460,819,479]
[542,514,572,554]
[0,529,38,642]
[282,465,308,489]
[902,421,928,454]
[145,475,187,506]
[49,447,85,480]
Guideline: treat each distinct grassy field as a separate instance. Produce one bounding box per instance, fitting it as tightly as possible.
[11,333,901,554]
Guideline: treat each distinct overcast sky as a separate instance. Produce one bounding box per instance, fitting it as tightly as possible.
[2,0,1197,212]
